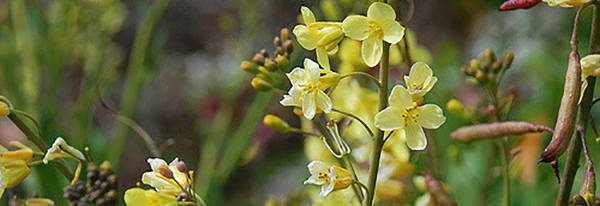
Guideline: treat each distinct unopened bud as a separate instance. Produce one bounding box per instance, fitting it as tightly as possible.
[446,99,464,114]
[332,166,353,190]
[100,161,112,172]
[280,28,290,41]
[475,71,486,81]
[275,46,285,56]
[376,180,404,201]
[502,52,514,70]
[276,55,289,69]
[158,166,173,179]
[0,101,9,117]
[273,37,282,47]
[252,53,265,65]
[283,40,294,54]
[260,49,270,58]
[241,61,259,74]
[264,59,278,71]
[469,59,479,71]
[483,49,496,67]
[263,114,291,133]
[251,77,273,91]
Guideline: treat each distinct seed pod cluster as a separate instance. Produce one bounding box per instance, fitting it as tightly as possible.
[64,161,118,206]
[241,28,294,92]
[460,49,514,87]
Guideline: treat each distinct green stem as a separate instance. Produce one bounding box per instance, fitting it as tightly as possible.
[497,140,510,206]
[340,72,382,89]
[363,42,391,206]
[556,4,600,205]
[109,0,171,166]
[331,108,374,137]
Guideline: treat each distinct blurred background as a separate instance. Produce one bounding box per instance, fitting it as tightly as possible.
[0,0,599,205]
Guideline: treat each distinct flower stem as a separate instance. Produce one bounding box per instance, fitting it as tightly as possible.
[363,42,391,206]
[556,4,600,205]
[331,108,375,137]
[340,72,382,89]
[496,140,510,206]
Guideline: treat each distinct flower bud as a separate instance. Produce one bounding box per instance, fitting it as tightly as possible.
[251,77,273,91]
[264,59,278,71]
[483,49,496,68]
[240,61,259,74]
[273,36,282,47]
[263,114,290,133]
[293,108,303,116]
[276,55,289,69]
[376,180,404,201]
[283,40,294,54]
[469,59,479,71]
[100,161,112,172]
[0,101,9,116]
[280,28,290,41]
[446,99,464,114]
[260,49,270,58]
[252,53,265,65]
[502,52,514,70]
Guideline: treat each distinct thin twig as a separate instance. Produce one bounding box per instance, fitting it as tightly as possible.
[331,108,375,137]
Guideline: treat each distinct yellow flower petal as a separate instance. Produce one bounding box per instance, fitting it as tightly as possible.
[388,85,413,109]
[300,6,316,24]
[367,2,396,22]
[0,158,31,188]
[380,19,405,44]
[316,48,331,70]
[362,36,383,67]
[375,107,405,131]
[581,54,600,77]
[342,15,370,41]
[124,188,178,206]
[302,92,317,119]
[293,25,318,50]
[304,58,321,82]
[141,172,181,196]
[417,104,446,129]
[315,90,332,114]
[405,125,426,150]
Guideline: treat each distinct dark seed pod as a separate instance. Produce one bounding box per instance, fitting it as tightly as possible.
[499,0,542,11]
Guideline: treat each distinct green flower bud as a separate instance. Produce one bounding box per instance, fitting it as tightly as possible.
[252,54,266,65]
[276,55,289,70]
[263,114,291,133]
[502,52,514,70]
[251,77,273,91]
[240,61,259,74]
[280,28,290,41]
[264,59,278,71]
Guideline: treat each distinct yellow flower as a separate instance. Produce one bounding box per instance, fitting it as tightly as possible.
[374,85,445,150]
[124,188,178,206]
[0,141,34,189]
[293,6,344,69]
[342,2,405,67]
[580,54,600,102]
[543,0,589,7]
[404,62,438,103]
[304,160,353,196]
[141,158,191,196]
[43,137,85,164]
[280,59,339,119]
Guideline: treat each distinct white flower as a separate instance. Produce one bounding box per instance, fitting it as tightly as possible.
[280,59,339,119]
[304,160,352,196]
